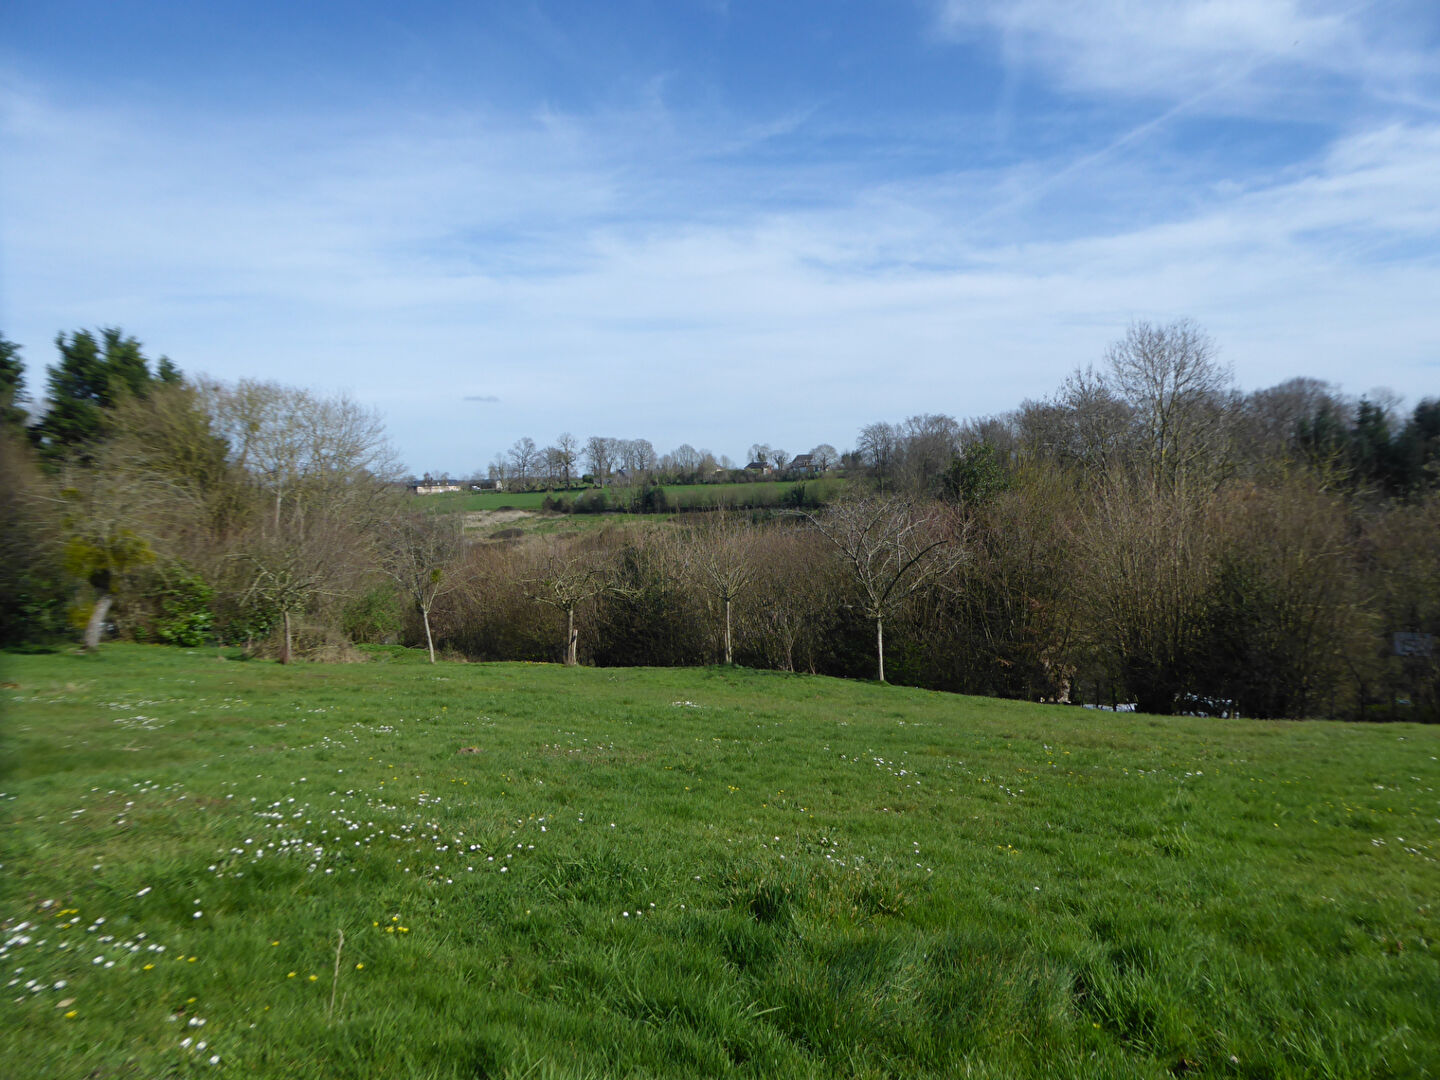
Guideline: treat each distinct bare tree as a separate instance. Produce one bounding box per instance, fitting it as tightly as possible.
[683,513,761,664]
[488,454,509,488]
[555,432,578,489]
[199,378,396,537]
[772,448,791,473]
[739,527,843,673]
[810,444,839,474]
[671,443,702,477]
[1072,478,1216,713]
[508,436,538,487]
[857,422,898,491]
[799,496,966,682]
[524,544,613,666]
[542,446,564,488]
[584,435,613,485]
[378,512,467,662]
[1106,319,1234,490]
[237,527,351,664]
[632,438,657,476]
[748,443,771,466]
[899,413,960,492]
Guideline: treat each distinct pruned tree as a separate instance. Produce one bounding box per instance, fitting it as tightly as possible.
[524,544,613,666]
[799,496,966,682]
[378,512,467,662]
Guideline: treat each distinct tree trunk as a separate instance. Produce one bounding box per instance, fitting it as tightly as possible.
[280,609,293,665]
[566,606,578,667]
[423,608,436,663]
[83,593,114,653]
[876,616,886,683]
[724,597,733,665]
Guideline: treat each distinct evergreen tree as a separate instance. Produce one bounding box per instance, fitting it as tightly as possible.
[30,328,178,462]
[0,335,27,436]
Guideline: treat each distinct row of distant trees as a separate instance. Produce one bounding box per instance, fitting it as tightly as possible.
[3,322,1437,720]
[453,436,844,492]
[849,320,1440,503]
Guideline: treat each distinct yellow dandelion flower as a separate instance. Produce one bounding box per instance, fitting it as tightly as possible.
[64,1011,77,1019]
[143,964,154,971]
[308,974,318,982]
[355,963,364,970]
[287,972,296,978]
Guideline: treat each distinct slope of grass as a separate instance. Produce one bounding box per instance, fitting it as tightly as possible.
[2,645,1437,1078]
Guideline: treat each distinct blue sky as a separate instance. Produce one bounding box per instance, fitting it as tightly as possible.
[3,1,1438,474]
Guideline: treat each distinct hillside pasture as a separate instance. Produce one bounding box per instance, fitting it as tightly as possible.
[2,646,1437,1078]
[425,478,845,515]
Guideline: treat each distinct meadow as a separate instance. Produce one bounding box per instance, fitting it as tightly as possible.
[2,645,1437,1078]
[428,478,845,514]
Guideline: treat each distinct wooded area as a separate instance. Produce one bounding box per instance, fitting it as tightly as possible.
[3,321,1437,720]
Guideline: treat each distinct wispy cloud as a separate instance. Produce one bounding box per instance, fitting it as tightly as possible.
[2,72,1436,470]
[934,0,1437,113]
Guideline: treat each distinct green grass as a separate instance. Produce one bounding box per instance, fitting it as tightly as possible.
[3,645,1437,1078]
[428,479,846,514]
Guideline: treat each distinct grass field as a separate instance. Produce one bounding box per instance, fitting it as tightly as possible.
[427,479,845,514]
[3,645,1437,1078]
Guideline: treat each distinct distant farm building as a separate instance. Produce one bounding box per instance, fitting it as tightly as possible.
[409,482,462,495]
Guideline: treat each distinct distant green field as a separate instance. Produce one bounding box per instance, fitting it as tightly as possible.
[424,478,846,514]
[4,645,1437,1078]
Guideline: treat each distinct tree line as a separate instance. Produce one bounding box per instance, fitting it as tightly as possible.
[441,433,843,491]
[2,322,1437,721]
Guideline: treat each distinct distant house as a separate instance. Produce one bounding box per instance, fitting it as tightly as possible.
[470,479,505,492]
[744,461,774,476]
[410,482,462,495]
[788,453,816,475]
